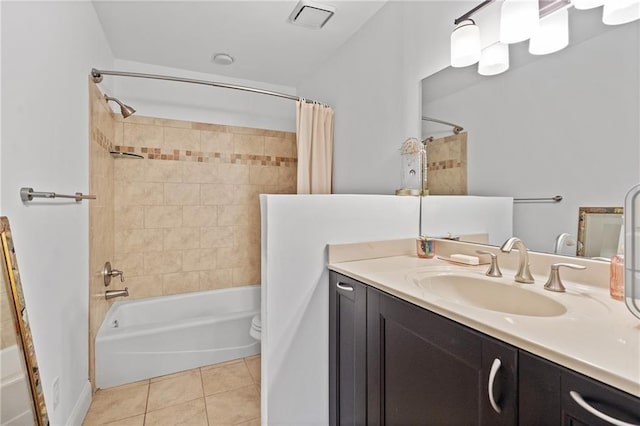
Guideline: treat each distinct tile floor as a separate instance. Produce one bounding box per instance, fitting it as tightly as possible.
[83,355,261,426]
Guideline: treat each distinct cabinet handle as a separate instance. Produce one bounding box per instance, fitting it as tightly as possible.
[570,391,639,426]
[488,358,502,414]
[336,282,354,292]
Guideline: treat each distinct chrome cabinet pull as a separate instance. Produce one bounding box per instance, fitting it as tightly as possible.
[570,391,639,426]
[336,282,354,292]
[488,358,502,414]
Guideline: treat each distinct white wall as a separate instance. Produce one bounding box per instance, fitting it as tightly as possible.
[262,194,512,425]
[421,12,640,253]
[297,1,475,194]
[107,59,297,132]
[1,2,114,424]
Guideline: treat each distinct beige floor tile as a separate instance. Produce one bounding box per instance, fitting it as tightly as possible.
[233,418,261,426]
[147,369,204,412]
[244,356,260,385]
[202,359,244,370]
[83,383,149,425]
[145,398,208,426]
[150,367,200,383]
[202,360,254,396]
[205,385,260,425]
[103,414,145,426]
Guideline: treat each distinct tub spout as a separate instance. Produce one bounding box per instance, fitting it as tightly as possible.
[105,287,129,300]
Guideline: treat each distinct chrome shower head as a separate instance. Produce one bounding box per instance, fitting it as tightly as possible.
[104,94,136,118]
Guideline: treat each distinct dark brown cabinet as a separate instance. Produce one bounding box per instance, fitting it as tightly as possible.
[329,272,640,426]
[366,286,517,426]
[329,272,368,425]
[520,351,640,426]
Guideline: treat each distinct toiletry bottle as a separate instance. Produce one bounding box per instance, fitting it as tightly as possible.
[610,240,624,301]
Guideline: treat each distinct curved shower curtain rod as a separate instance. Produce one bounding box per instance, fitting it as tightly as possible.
[422,116,464,135]
[91,68,328,106]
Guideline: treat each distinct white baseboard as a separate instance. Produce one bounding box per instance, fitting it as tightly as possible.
[66,380,92,426]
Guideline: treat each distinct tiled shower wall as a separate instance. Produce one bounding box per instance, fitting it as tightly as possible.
[111,115,297,299]
[426,132,468,195]
[88,81,116,389]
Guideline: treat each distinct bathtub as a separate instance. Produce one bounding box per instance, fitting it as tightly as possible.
[1,345,36,425]
[96,285,260,389]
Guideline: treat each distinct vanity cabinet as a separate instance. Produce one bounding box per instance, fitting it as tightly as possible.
[329,272,640,426]
[329,272,368,425]
[366,286,518,426]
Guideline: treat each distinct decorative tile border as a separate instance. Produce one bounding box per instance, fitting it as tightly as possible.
[92,128,114,152]
[114,145,297,167]
[427,160,463,171]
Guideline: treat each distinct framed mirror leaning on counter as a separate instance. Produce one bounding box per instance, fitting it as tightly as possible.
[1,216,49,425]
[576,207,623,259]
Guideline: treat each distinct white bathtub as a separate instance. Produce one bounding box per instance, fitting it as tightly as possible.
[96,285,261,389]
[1,345,36,425]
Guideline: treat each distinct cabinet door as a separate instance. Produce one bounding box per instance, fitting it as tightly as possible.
[329,272,367,426]
[367,288,517,426]
[561,368,640,425]
[520,350,640,426]
[519,351,562,426]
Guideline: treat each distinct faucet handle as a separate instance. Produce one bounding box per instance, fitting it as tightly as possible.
[544,263,586,292]
[476,250,502,278]
[103,261,125,286]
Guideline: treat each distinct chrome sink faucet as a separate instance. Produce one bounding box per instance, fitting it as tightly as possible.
[500,237,535,283]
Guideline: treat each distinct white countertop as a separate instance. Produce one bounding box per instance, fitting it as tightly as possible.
[329,253,640,398]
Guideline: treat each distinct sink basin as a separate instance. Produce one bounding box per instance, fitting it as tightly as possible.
[412,273,567,317]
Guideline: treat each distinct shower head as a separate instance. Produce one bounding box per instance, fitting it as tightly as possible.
[104,94,136,118]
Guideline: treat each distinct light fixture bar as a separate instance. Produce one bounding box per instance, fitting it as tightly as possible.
[454,0,494,25]
[454,0,572,25]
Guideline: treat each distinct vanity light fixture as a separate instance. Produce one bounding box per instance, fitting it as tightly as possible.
[603,0,640,25]
[529,7,569,55]
[500,0,540,44]
[451,19,482,67]
[450,0,574,73]
[478,42,510,75]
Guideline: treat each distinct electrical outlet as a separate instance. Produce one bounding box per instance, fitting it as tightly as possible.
[52,377,60,410]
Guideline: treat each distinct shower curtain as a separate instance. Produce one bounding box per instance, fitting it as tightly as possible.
[295,100,334,194]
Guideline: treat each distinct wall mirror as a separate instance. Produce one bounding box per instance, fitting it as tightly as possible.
[1,216,49,426]
[421,6,639,257]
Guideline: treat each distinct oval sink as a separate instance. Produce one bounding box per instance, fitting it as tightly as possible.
[413,273,567,317]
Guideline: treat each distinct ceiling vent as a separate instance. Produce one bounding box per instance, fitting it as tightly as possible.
[288,1,336,29]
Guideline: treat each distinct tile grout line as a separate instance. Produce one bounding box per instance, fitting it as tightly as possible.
[200,367,211,426]
[143,380,150,425]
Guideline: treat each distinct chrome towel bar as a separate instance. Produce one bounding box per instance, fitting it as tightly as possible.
[20,187,96,203]
[514,195,563,203]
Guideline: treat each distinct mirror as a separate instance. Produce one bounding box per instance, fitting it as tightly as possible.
[1,217,49,426]
[421,7,639,256]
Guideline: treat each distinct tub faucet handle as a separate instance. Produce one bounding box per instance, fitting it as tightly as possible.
[103,261,125,286]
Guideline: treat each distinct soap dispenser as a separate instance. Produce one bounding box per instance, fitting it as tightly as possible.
[610,227,624,301]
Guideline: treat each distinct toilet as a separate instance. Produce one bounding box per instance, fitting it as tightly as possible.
[250,314,261,341]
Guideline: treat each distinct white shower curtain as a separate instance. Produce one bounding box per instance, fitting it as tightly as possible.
[296,101,334,194]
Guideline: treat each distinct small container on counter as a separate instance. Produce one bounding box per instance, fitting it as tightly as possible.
[416,236,435,259]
